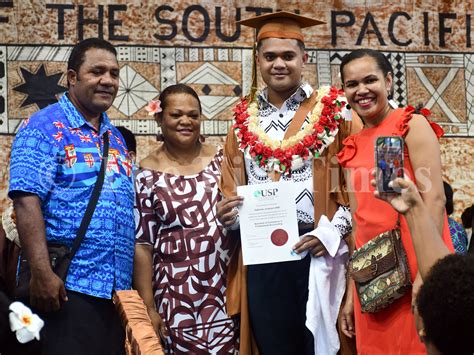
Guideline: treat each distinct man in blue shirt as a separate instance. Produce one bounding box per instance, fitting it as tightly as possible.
[9,38,134,354]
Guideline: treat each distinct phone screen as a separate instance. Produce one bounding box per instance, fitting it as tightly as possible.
[375,136,404,193]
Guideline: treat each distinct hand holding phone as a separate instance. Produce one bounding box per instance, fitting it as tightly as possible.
[375,136,404,193]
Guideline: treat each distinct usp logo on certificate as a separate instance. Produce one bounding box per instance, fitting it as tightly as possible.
[237,181,303,265]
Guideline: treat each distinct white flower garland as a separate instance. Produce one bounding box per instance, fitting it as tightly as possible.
[233,86,346,174]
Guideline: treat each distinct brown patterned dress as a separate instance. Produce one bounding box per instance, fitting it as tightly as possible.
[135,150,239,354]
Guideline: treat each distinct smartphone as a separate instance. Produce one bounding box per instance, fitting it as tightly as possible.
[375,136,404,193]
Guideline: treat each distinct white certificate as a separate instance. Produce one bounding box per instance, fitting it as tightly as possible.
[237,181,303,265]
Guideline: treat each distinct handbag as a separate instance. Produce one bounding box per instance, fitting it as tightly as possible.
[348,218,412,313]
[15,132,109,302]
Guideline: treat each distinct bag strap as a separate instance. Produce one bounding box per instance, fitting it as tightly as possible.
[270,90,318,182]
[69,132,110,258]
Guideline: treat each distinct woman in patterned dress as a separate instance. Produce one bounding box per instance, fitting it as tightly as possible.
[336,49,453,354]
[133,84,238,354]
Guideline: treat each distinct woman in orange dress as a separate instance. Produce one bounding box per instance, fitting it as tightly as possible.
[337,49,453,354]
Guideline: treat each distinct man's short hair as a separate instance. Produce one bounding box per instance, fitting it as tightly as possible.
[417,254,474,355]
[68,38,117,74]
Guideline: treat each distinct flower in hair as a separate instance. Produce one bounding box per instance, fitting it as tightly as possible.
[145,100,162,115]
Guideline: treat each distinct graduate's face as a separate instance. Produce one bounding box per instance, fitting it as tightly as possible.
[257,38,308,97]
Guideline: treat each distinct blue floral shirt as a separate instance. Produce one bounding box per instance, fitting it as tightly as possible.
[9,94,135,299]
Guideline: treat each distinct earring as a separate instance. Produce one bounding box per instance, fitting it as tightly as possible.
[156,133,164,142]
[199,134,206,143]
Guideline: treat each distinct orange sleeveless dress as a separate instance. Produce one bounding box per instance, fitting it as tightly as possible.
[337,107,453,355]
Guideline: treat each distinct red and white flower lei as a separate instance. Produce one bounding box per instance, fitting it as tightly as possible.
[232,86,347,175]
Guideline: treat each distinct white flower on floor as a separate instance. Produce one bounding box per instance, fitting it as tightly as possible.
[9,301,44,343]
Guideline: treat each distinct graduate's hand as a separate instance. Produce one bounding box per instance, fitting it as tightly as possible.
[293,235,328,257]
[216,196,243,228]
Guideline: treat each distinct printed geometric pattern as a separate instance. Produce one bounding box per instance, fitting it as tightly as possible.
[329,51,350,65]
[329,50,350,87]
[421,68,461,120]
[181,62,239,86]
[176,48,185,62]
[242,49,253,98]
[189,48,199,62]
[203,48,214,61]
[2,45,473,137]
[111,119,158,135]
[174,319,236,351]
[7,46,72,62]
[113,64,159,117]
[200,96,239,119]
[307,50,318,64]
[317,51,331,87]
[386,52,407,107]
[231,48,241,62]
[135,154,238,353]
[329,50,350,96]
[406,53,467,135]
[202,120,233,135]
[13,64,67,109]
[116,46,160,63]
[160,48,176,89]
[465,54,474,136]
[217,48,229,61]
[180,62,240,119]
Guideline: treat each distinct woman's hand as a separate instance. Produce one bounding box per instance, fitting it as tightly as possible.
[340,293,356,338]
[216,196,243,228]
[147,306,167,341]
